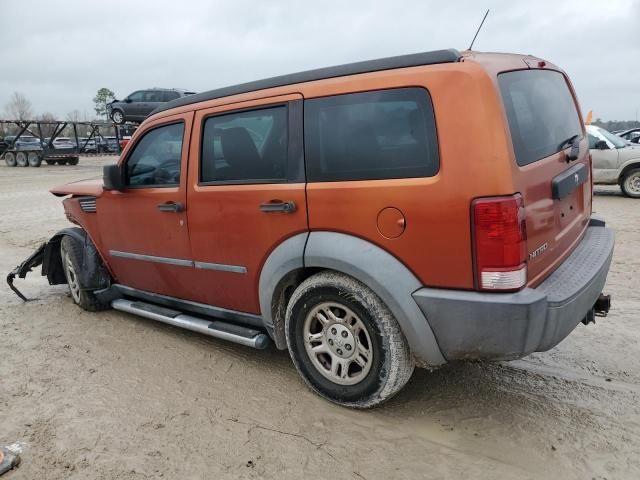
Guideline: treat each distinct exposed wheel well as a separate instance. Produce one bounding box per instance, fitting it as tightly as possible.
[618,162,640,184]
[269,267,324,349]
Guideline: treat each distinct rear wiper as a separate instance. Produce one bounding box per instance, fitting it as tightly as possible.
[558,134,581,161]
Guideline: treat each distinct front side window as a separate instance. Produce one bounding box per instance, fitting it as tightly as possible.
[126,122,184,187]
[498,70,582,166]
[128,91,144,102]
[200,106,288,183]
[594,126,626,149]
[304,88,439,182]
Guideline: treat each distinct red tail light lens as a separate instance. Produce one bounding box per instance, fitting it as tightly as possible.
[472,194,527,291]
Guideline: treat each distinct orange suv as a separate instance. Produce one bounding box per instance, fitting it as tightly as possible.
[9,49,614,407]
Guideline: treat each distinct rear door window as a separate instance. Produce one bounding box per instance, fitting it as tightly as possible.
[498,70,582,166]
[304,88,439,182]
[200,106,288,183]
[164,91,181,101]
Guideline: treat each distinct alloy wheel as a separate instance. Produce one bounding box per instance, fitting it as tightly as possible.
[302,301,373,385]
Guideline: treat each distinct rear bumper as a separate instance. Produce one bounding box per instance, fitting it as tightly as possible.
[413,221,614,361]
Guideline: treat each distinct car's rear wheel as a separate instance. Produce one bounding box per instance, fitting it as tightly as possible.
[111,110,125,125]
[4,152,16,167]
[16,152,28,167]
[60,236,111,311]
[285,271,414,408]
[621,168,640,198]
[27,152,42,167]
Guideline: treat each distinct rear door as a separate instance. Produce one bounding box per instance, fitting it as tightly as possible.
[498,69,591,286]
[185,93,306,313]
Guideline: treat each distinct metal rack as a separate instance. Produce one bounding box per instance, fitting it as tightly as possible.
[0,119,130,167]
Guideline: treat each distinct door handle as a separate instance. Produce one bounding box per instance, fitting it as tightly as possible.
[158,201,184,213]
[259,200,297,213]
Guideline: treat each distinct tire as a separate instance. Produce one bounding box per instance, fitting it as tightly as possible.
[285,271,414,408]
[28,152,42,167]
[56,159,68,165]
[621,168,640,198]
[4,152,16,167]
[67,156,79,166]
[111,109,125,125]
[45,159,56,165]
[16,151,28,167]
[60,236,111,311]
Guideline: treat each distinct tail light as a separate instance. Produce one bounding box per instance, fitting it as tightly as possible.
[472,194,527,291]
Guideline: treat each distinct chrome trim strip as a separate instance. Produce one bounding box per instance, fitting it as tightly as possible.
[113,284,263,327]
[109,250,194,267]
[194,261,247,274]
[108,250,248,273]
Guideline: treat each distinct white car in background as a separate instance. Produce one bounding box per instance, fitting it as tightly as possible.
[587,124,640,197]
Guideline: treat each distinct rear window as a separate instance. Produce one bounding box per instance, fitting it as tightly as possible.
[498,70,582,167]
[304,88,439,182]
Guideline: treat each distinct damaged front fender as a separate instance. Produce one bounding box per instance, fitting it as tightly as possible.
[7,227,110,301]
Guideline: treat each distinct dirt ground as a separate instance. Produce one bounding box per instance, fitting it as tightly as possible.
[0,157,638,480]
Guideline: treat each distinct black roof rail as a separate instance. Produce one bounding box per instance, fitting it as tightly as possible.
[151,48,461,116]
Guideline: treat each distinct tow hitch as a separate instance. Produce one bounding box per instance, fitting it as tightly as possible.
[582,293,612,325]
[594,294,611,316]
[6,243,46,301]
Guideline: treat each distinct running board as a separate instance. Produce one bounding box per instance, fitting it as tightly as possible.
[111,299,270,349]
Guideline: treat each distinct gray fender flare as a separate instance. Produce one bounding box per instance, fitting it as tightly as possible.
[259,231,446,367]
[258,233,309,348]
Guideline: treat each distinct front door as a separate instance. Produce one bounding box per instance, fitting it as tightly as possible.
[588,131,619,183]
[185,94,307,313]
[97,112,195,299]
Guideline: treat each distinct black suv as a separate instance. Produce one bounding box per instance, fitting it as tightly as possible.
[107,88,195,124]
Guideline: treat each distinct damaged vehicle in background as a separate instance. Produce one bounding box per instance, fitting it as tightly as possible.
[107,88,196,125]
[8,49,614,408]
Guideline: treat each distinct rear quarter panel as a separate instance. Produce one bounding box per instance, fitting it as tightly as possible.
[303,63,516,289]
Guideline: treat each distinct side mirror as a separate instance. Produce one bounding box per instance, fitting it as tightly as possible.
[595,140,609,150]
[103,164,125,191]
[125,97,132,103]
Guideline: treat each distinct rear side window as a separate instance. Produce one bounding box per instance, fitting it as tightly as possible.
[304,88,439,182]
[498,70,582,167]
[200,106,288,183]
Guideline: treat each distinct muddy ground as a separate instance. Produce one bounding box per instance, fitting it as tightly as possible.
[0,156,638,479]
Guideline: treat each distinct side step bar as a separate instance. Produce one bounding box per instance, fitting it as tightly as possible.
[111,299,270,349]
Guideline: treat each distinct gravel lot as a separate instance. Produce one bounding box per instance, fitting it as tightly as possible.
[0,157,639,479]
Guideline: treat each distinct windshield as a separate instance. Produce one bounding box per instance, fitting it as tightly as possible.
[20,137,40,143]
[596,127,626,149]
[498,70,582,166]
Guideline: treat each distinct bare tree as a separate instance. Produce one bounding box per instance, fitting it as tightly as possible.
[5,92,33,120]
[66,110,81,122]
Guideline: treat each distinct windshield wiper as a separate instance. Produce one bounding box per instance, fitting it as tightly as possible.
[558,134,581,161]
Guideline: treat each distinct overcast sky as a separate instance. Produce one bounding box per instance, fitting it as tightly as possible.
[1,0,638,121]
